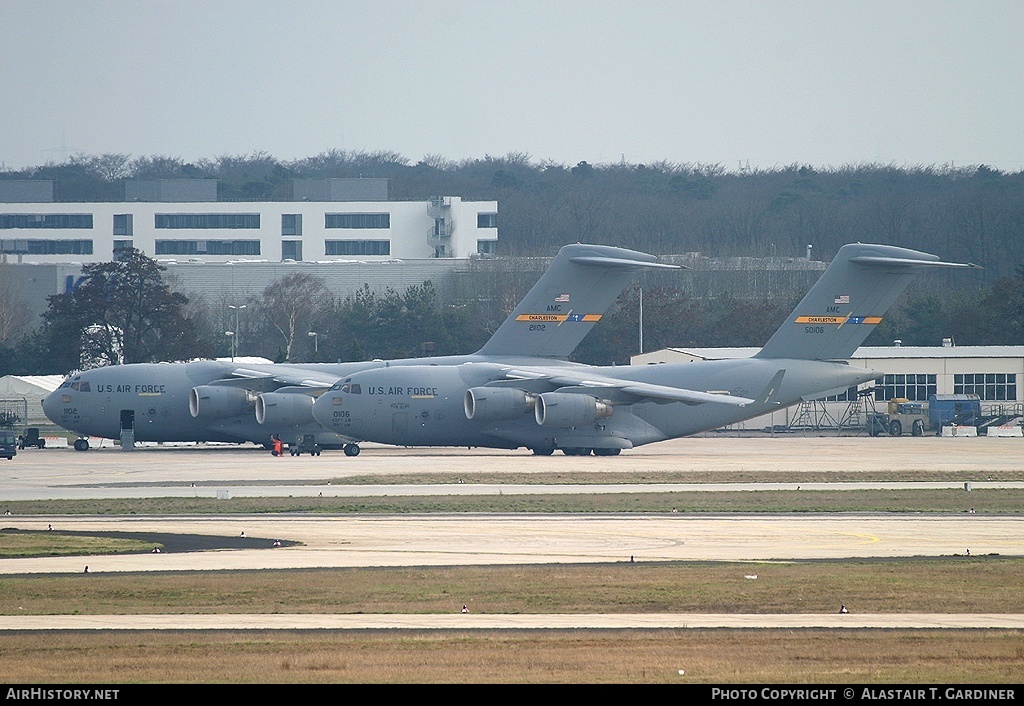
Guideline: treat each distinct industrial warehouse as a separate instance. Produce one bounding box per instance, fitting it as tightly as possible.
[633,343,1024,435]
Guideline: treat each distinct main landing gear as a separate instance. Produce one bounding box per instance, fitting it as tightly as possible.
[531,446,622,456]
[343,443,360,457]
[73,438,90,452]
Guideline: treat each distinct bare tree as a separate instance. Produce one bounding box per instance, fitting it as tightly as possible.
[250,273,330,362]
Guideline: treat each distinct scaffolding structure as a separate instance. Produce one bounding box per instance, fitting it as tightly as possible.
[837,388,882,435]
[787,399,839,432]
[786,388,881,435]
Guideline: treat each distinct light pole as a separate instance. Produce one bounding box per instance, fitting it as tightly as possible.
[638,286,643,355]
[225,331,236,361]
[307,331,319,359]
[228,305,246,360]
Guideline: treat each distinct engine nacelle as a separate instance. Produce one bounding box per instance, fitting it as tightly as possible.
[464,387,535,422]
[534,392,613,428]
[189,385,255,419]
[255,392,315,427]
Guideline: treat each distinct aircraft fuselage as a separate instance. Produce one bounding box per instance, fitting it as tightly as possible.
[311,358,878,452]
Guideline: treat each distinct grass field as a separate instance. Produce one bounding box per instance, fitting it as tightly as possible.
[2,629,1021,684]
[2,487,1020,516]
[0,559,1020,615]
[2,560,1023,683]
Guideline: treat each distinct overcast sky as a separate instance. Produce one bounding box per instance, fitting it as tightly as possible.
[3,0,1022,172]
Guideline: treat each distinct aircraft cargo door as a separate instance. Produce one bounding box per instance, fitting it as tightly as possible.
[119,409,135,451]
[392,412,407,437]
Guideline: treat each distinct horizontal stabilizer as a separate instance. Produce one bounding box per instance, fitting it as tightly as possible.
[568,255,683,270]
[849,255,982,269]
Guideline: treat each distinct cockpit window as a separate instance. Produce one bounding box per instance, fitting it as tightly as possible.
[69,381,90,392]
[340,383,362,394]
[332,377,354,392]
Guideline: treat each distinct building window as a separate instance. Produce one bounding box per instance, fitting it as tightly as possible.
[477,212,498,228]
[281,214,301,236]
[0,214,93,229]
[155,214,260,229]
[823,386,859,402]
[874,374,937,402]
[282,241,302,261]
[113,214,133,236]
[155,240,261,256]
[477,239,496,255]
[325,213,390,229]
[325,240,390,256]
[955,373,1017,401]
[113,240,134,260]
[0,239,93,255]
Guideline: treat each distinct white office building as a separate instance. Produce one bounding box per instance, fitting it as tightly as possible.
[0,179,498,264]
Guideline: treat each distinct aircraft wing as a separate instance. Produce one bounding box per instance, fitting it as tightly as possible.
[497,366,754,407]
[207,363,339,394]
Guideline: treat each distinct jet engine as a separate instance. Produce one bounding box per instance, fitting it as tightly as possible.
[534,392,613,428]
[464,387,535,422]
[255,392,315,427]
[189,385,255,419]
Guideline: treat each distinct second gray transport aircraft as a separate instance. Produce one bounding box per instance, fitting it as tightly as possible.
[309,242,976,455]
[44,242,975,456]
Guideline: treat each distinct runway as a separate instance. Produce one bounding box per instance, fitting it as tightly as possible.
[1,514,1019,575]
[6,435,1024,489]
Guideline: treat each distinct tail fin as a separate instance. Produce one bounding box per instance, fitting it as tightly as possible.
[477,244,679,358]
[756,243,980,361]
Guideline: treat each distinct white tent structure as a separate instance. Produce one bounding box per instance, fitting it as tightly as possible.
[0,375,63,426]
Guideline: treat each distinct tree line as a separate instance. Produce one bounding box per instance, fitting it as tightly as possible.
[3,150,1023,279]
[0,249,1021,377]
[1,150,1022,374]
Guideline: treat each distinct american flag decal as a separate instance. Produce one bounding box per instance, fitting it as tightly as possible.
[834,295,850,304]
[555,293,570,302]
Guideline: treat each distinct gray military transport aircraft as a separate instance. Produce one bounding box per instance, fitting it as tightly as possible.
[42,244,677,453]
[310,243,977,456]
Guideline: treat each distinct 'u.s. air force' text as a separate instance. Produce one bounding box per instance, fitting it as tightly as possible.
[94,384,166,395]
[368,387,438,397]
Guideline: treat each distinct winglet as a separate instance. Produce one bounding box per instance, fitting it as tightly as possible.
[757,369,786,405]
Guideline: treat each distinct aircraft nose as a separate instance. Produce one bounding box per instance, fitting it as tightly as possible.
[311,393,334,428]
[312,391,359,434]
[42,389,63,425]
